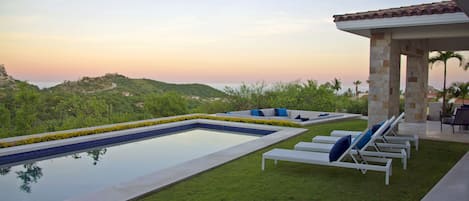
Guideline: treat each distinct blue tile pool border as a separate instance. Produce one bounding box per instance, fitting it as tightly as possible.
[0,123,275,166]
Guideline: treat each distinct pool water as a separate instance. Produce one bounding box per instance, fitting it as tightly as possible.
[0,129,259,201]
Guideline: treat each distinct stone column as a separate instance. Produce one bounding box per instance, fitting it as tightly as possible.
[402,40,429,123]
[368,32,401,126]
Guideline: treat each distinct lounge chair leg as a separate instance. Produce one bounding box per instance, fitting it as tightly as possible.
[385,172,389,185]
[401,149,407,170]
[385,164,391,185]
[406,142,411,159]
[414,136,419,151]
[262,157,265,171]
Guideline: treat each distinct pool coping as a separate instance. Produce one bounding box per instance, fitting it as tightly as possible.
[66,119,307,201]
[0,118,307,201]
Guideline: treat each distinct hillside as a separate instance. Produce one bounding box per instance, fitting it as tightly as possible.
[0,65,228,138]
[0,64,39,98]
[47,73,225,98]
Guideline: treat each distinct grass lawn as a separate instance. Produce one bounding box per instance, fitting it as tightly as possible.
[139,119,469,201]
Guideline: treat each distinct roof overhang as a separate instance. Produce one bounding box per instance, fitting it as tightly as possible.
[454,0,469,16]
[335,12,469,38]
[335,12,469,51]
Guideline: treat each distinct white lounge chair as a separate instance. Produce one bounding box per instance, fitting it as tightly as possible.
[262,134,393,185]
[331,113,419,151]
[312,116,412,158]
[294,119,408,169]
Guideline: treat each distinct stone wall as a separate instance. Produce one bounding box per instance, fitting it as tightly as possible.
[403,40,429,123]
[368,33,431,126]
[368,32,401,126]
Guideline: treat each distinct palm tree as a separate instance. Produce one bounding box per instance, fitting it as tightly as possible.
[429,51,468,115]
[331,78,341,95]
[450,82,469,105]
[353,80,362,98]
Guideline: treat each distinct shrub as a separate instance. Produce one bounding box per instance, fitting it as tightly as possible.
[0,115,299,148]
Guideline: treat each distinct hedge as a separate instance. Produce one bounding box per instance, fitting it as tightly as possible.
[0,115,299,148]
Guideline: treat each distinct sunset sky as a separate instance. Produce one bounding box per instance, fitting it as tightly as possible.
[1,0,468,90]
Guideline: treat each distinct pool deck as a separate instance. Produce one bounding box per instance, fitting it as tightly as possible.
[64,119,307,201]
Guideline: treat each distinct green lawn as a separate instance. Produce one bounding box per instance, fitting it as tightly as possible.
[139,119,469,201]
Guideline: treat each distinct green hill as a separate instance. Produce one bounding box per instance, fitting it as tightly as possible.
[0,66,228,137]
[48,73,225,98]
[0,65,39,98]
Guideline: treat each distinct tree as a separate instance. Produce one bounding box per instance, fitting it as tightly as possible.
[0,104,11,136]
[144,92,188,118]
[16,163,43,193]
[450,82,469,105]
[429,51,467,115]
[13,83,40,134]
[353,80,362,98]
[343,88,353,97]
[331,78,342,95]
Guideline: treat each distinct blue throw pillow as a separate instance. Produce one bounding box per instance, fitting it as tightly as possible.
[258,110,265,116]
[251,109,260,116]
[382,123,391,135]
[329,135,351,162]
[372,121,390,135]
[354,121,384,149]
[371,122,384,133]
[275,108,288,117]
[355,129,373,149]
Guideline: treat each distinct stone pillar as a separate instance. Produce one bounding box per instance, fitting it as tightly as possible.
[402,40,429,123]
[368,32,401,126]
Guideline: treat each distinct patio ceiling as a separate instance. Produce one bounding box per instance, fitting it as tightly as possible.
[333,1,469,51]
[454,0,469,15]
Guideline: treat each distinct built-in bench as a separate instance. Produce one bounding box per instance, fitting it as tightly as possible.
[216,108,360,126]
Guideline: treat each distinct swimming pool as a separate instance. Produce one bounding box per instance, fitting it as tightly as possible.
[0,119,306,201]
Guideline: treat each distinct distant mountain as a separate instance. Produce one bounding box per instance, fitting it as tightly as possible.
[1,65,225,100]
[47,73,225,99]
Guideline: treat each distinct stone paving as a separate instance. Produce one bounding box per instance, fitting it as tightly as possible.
[399,121,469,143]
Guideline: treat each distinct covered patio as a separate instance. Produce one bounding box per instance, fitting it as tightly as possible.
[333,1,469,200]
[333,0,469,126]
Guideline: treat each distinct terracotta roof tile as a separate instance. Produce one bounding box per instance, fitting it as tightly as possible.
[334,1,463,22]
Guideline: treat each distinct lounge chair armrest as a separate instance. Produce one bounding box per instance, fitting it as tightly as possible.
[330,130,361,137]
